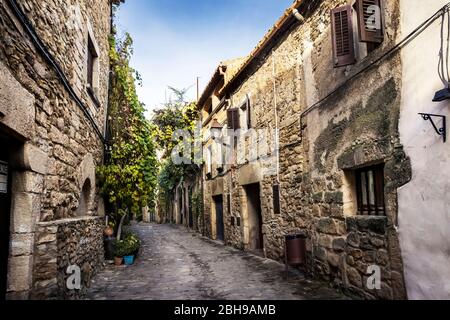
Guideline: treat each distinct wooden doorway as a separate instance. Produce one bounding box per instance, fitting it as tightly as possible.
[213,195,224,241]
[0,132,17,300]
[188,187,194,229]
[244,183,264,254]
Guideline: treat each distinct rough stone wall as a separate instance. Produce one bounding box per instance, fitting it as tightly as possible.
[302,0,408,299]
[0,0,111,299]
[32,217,104,300]
[15,0,111,124]
[200,0,409,299]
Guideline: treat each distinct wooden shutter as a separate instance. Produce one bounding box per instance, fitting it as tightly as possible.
[356,0,384,43]
[273,184,281,214]
[227,109,233,129]
[227,108,240,130]
[331,5,355,67]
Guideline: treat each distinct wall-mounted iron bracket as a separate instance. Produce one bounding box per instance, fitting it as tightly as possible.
[419,113,446,143]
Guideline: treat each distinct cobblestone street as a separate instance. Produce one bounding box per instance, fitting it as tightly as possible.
[87,223,348,300]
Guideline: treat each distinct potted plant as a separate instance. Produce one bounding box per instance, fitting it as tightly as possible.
[114,240,127,266]
[122,233,141,266]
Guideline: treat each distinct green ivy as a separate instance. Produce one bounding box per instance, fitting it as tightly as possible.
[97,21,158,221]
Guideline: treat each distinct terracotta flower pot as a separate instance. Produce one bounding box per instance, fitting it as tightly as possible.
[114,257,123,266]
[104,227,114,237]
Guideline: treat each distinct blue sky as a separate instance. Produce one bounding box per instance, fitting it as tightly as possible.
[115,0,293,115]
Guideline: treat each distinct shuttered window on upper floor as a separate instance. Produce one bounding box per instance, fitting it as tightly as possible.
[331,5,355,67]
[356,0,384,44]
[227,108,240,130]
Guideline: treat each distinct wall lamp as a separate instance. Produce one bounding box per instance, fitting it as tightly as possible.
[210,118,223,140]
[433,87,450,102]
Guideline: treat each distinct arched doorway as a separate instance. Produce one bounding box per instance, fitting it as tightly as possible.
[77,179,92,217]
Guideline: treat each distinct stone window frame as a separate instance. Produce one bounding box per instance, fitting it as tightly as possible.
[342,161,387,218]
[85,22,101,109]
[354,164,386,216]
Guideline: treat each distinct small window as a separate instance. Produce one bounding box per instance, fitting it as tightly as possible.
[231,216,235,226]
[218,143,227,172]
[87,36,98,90]
[331,1,384,68]
[355,164,385,216]
[273,184,281,215]
[227,194,231,215]
[87,34,100,107]
[227,108,240,130]
[206,145,213,178]
[246,96,252,129]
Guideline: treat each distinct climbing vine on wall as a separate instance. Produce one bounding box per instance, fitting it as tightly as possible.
[97,22,158,222]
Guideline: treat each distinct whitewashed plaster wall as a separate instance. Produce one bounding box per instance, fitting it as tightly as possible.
[399,0,450,300]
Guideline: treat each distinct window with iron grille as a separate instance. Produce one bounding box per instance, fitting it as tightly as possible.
[355,164,385,216]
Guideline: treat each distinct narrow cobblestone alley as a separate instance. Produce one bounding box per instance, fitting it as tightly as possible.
[87,223,348,300]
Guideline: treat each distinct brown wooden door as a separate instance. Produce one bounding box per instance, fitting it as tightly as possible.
[245,184,264,252]
[214,196,224,241]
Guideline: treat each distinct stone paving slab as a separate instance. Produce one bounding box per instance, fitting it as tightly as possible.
[86,223,350,300]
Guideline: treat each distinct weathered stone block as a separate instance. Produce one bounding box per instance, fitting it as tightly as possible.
[348,248,363,260]
[346,216,387,235]
[7,255,33,292]
[10,233,34,257]
[0,61,35,139]
[318,234,333,249]
[12,171,44,194]
[314,246,327,262]
[327,252,341,268]
[15,143,49,175]
[317,218,337,234]
[11,192,41,233]
[362,251,376,263]
[324,191,343,204]
[347,267,362,288]
[312,192,323,203]
[376,249,389,266]
[347,232,360,248]
[332,237,346,252]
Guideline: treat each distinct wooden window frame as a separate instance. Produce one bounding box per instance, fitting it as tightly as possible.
[355,164,386,216]
[87,34,100,107]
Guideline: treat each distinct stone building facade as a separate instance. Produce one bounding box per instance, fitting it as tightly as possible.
[198,0,450,299]
[0,0,117,299]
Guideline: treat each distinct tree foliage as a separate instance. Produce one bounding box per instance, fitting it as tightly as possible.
[97,27,158,222]
[152,88,200,199]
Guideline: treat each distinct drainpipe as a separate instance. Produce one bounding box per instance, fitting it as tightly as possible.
[272,51,281,185]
